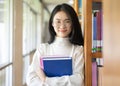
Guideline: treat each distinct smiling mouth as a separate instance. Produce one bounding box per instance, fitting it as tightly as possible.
[59,29,67,32]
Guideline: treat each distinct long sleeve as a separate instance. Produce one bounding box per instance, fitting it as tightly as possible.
[45,46,84,86]
[26,49,46,86]
[26,42,84,86]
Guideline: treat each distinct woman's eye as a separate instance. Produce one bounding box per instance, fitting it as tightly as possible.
[65,20,71,24]
[55,21,60,24]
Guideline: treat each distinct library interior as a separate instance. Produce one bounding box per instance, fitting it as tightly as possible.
[0,0,120,86]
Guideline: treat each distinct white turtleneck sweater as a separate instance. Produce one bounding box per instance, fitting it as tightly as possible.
[26,37,84,86]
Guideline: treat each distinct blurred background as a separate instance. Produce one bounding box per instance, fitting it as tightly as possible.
[0,0,74,86]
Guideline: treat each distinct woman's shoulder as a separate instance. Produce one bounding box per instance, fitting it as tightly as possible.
[74,45,83,50]
[72,45,83,54]
[37,43,50,49]
[36,43,50,54]
[39,42,49,46]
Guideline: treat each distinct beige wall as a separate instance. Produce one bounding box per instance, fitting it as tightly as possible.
[102,0,120,86]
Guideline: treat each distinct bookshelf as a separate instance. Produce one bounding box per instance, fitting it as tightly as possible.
[73,0,102,86]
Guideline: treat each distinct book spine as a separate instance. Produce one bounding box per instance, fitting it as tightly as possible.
[92,61,98,86]
[92,11,97,53]
[96,10,102,52]
[96,10,104,67]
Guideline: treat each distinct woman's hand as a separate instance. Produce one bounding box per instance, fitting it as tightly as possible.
[36,68,46,82]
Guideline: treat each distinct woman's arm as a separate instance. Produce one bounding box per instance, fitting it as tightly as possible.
[26,45,84,86]
[26,49,47,86]
[44,46,84,86]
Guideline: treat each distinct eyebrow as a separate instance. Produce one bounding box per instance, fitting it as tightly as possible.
[55,18,71,21]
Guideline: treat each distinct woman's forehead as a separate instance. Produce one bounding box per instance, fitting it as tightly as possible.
[53,11,70,20]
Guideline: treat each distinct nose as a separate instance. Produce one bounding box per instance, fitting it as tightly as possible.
[59,22,66,28]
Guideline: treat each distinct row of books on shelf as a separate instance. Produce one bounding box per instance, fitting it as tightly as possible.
[77,1,103,53]
[92,10,103,86]
[92,9,103,66]
[92,9,103,53]
[92,58,103,86]
[76,1,102,86]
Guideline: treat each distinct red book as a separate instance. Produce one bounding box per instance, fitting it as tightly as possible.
[96,10,102,52]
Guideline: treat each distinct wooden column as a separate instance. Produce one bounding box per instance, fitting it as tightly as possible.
[12,0,23,86]
[83,0,92,86]
[73,0,79,15]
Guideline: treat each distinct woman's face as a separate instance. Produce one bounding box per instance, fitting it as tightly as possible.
[52,11,72,38]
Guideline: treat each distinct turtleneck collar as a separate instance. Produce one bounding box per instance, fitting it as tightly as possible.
[52,36,72,46]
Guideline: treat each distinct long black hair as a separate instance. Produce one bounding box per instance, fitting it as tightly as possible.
[48,3,84,46]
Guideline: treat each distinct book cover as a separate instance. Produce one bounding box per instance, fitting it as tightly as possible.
[96,10,103,67]
[96,11,102,52]
[92,11,97,53]
[41,56,73,77]
[92,61,98,86]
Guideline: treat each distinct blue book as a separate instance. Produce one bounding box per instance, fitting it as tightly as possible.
[92,12,97,52]
[42,56,73,77]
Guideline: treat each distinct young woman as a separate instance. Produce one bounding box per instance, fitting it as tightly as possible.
[26,3,84,86]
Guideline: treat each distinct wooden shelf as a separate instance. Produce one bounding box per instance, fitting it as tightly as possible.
[92,52,102,58]
[73,0,103,86]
